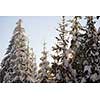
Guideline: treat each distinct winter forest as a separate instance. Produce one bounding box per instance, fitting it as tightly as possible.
[0,16,100,83]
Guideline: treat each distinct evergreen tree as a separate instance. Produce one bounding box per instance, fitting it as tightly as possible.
[72,16,100,82]
[37,41,50,83]
[68,16,85,82]
[51,16,75,83]
[0,19,35,83]
[31,51,38,82]
[28,47,37,82]
[68,16,82,51]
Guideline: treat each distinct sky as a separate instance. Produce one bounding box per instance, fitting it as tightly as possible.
[0,16,100,65]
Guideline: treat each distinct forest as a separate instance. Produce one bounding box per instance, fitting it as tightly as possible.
[0,16,100,83]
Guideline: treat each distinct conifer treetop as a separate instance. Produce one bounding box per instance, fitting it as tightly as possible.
[57,16,68,34]
[62,16,65,26]
[43,41,46,52]
[14,19,25,34]
[40,41,48,62]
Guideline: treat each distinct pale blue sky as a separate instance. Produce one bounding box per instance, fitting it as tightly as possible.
[0,16,100,65]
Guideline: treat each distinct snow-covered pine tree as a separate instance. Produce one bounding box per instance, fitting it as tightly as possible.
[72,16,100,82]
[51,16,75,83]
[27,45,37,82]
[0,19,35,83]
[68,16,82,51]
[68,16,85,82]
[31,50,38,82]
[37,41,50,83]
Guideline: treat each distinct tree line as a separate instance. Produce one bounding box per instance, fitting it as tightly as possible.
[0,16,100,83]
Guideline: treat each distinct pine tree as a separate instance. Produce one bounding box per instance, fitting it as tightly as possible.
[72,16,100,82]
[68,16,82,51]
[51,16,75,83]
[68,16,85,82]
[37,41,50,83]
[30,49,38,83]
[0,19,35,83]
[27,46,37,82]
